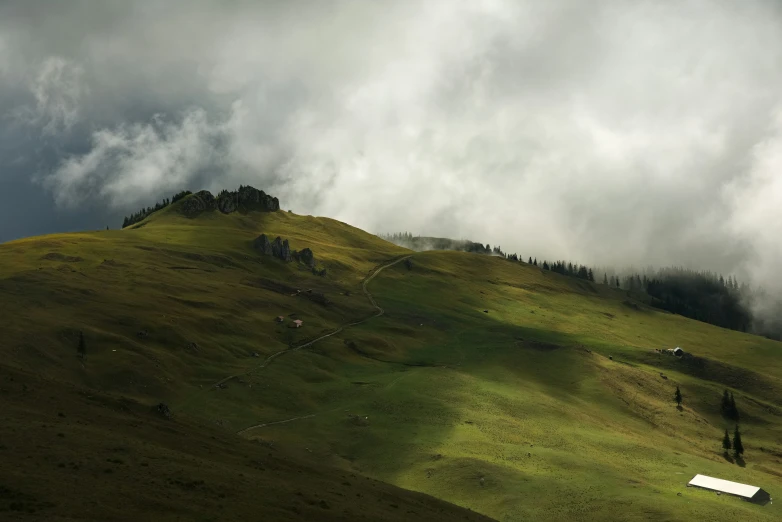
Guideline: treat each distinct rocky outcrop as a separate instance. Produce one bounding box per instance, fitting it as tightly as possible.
[180,190,215,217]
[253,235,315,267]
[236,185,280,211]
[253,234,292,262]
[270,237,291,262]
[253,234,274,256]
[295,248,315,268]
[179,185,280,218]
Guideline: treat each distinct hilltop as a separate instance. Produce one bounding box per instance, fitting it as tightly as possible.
[1,187,781,521]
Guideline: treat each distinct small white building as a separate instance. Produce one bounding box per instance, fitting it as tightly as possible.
[688,474,771,504]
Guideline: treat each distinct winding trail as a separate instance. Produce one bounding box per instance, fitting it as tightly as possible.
[176,254,411,412]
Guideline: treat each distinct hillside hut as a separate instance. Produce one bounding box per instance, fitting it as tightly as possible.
[292,319,303,328]
[688,474,771,504]
[276,316,284,323]
[672,347,683,356]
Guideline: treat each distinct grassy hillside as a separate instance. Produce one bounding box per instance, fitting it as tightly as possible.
[0,363,492,522]
[1,195,781,521]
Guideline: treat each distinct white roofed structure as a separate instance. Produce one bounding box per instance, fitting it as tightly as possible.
[688,474,771,504]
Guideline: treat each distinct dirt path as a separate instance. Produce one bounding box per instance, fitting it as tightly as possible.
[176,254,411,411]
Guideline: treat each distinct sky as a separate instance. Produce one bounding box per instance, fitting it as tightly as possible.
[1,0,782,295]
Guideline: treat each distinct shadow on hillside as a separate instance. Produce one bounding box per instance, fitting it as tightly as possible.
[721,451,734,464]
[624,349,781,404]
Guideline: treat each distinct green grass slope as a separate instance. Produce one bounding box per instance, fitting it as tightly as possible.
[0,363,492,522]
[237,253,782,521]
[0,200,492,521]
[1,197,781,521]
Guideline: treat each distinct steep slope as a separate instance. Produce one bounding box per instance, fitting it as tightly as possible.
[0,196,494,521]
[2,193,781,521]
[0,196,409,406]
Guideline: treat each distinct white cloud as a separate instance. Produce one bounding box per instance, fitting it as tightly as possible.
[724,108,782,291]
[45,108,227,208]
[17,57,86,135]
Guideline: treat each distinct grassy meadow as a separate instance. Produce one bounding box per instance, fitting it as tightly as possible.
[1,197,781,521]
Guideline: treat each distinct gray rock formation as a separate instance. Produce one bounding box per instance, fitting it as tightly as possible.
[180,190,216,217]
[253,234,274,256]
[253,234,318,268]
[297,248,315,268]
[179,185,280,218]
[254,234,292,262]
[216,191,237,213]
[237,185,280,211]
[271,236,283,259]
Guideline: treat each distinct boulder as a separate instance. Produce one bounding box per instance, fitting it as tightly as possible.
[253,234,274,256]
[156,403,172,419]
[297,248,315,267]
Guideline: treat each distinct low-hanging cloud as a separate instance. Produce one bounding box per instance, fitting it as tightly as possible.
[2,0,782,296]
[42,108,227,208]
[6,56,86,136]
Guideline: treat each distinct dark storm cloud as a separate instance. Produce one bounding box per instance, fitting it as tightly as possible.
[2,0,782,299]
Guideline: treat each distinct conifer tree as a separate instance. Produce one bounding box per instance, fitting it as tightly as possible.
[615,277,620,288]
[528,257,533,264]
[722,429,732,453]
[729,392,739,421]
[603,273,608,285]
[720,389,730,416]
[533,258,537,266]
[732,425,744,458]
[674,385,682,406]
